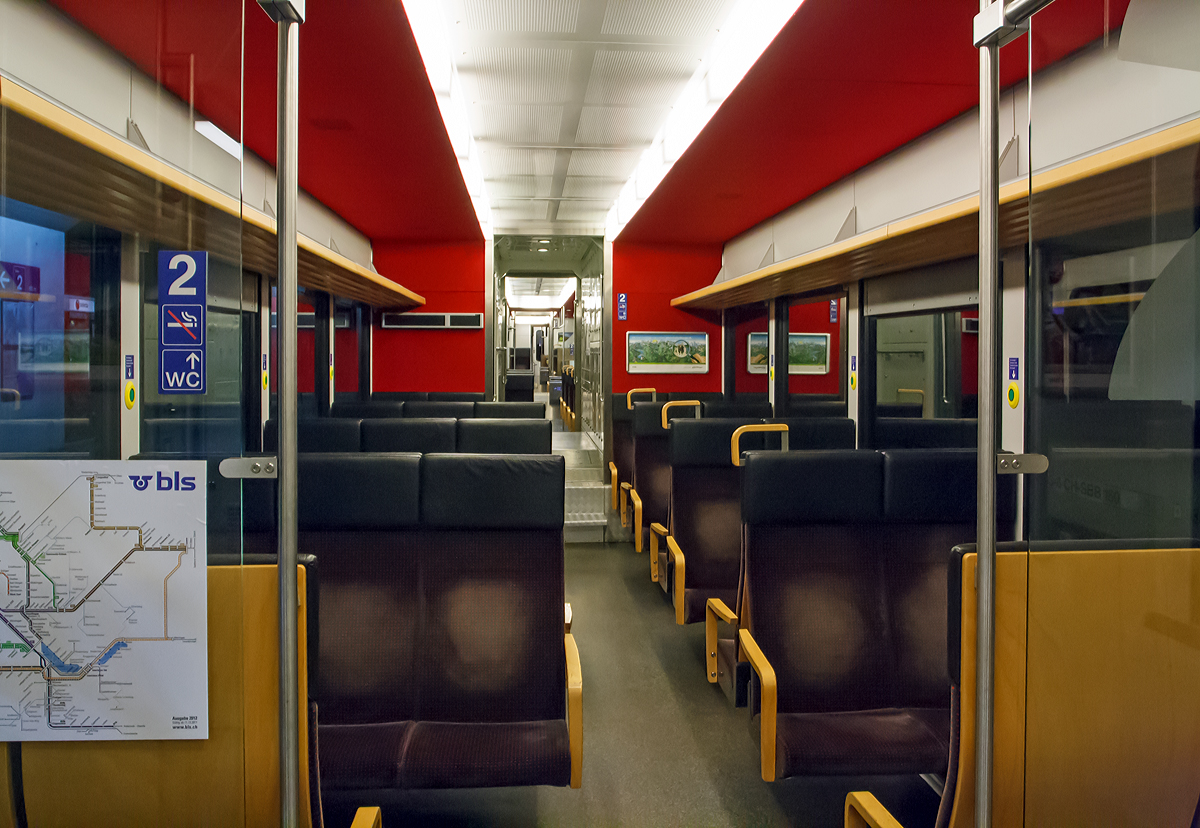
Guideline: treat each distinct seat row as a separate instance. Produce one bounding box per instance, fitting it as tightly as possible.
[261,416,552,455]
[328,399,545,420]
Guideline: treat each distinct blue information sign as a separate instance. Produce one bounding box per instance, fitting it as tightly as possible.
[1008,357,1019,381]
[617,292,627,321]
[158,251,207,395]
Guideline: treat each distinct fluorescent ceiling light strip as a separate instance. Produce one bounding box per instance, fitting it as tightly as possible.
[403,0,491,233]
[505,279,576,310]
[606,0,804,238]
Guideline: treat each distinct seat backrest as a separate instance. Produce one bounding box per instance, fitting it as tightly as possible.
[702,401,774,419]
[762,417,857,450]
[877,402,923,418]
[329,400,406,419]
[371,391,428,402]
[669,419,765,593]
[360,418,456,453]
[740,449,988,716]
[668,391,724,402]
[418,453,566,722]
[456,418,552,454]
[632,401,678,525]
[404,400,475,419]
[264,418,362,453]
[428,391,485,402]
[474,401,546,419]
[874,417,976,448]
[0,418,92,454]
[297,452,422,726]
[786,396,848,417]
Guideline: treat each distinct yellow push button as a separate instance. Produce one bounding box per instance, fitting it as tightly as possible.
[849,372,857,391]
[1007,382,1019,409]
[124,381,136,410]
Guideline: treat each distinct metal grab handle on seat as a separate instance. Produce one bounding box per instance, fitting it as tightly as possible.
[626,388,657,409]
[661,400,701,429]
[730,424,788,467]
[896,387,926,400]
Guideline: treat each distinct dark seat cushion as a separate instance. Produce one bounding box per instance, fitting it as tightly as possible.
[774,708,949,777]
[874,417,976,448]
[763,417,857,450]
[421,454,565,528]
[682,587,736,626]
[474,401,546,419]
[298,453,421,529]
[702,401,773,419]
[670,418,765,467]
[428,392,485,402]
[371,392,428,402]
[404,400,476,419]
[457,419,552,454]
[399,720,571,789]
[360,418,456,453]
[319,721,411,789]
[264,418,362,453]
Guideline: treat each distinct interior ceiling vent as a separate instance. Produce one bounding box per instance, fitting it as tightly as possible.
[380,312,483,330]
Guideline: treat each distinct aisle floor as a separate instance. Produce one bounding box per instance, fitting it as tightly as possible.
[325,541,941,827]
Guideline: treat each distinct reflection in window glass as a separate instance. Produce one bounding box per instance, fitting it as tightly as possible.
[874,309,976,419]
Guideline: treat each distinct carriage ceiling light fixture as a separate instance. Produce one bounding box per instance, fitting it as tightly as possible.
[605,0,804,238]
[402,0,492,236]
[506,279,576,311]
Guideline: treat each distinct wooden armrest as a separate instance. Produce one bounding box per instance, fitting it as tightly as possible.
[619,483,631,527]
[609,462,619,511]
[565,633,583,788]
[845,792,906,828]
[626,387,657,409]
[705,598,737,684]
[731,423,789,466]
[350,806,383,828]
[661,400,701,429]
[649,523,668,582]
[564,602,572,633]
[739,628,777,782]
[667,536,686,625]
[630,489,643,553]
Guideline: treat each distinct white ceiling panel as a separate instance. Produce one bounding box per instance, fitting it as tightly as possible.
[561,176,623,198]
[487,176,555,199]
[566,149,639,178]
[575,105,663,145]
[600,0,728,39]
[494,201,553,221]
[483,147,559,178]
[463,0,580,33]
[584,50,698,106]
[466,47,573,103]
[478,104,564,143]
[554,202,612,222]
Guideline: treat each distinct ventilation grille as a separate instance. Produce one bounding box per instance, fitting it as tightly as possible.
[381,313,483,330]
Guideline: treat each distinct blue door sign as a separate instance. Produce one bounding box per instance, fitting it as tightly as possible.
[158,251,207,395]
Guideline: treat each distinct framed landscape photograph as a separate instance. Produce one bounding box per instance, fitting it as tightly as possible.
[746,332,830,374]
[627,332,709,374]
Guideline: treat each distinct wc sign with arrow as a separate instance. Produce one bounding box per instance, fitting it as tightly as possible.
[158,251,207,395]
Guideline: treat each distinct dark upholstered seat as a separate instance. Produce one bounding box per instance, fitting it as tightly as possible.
[360,418,456,453]
[300,452,578,795]
[610,395,641,519]
[722,449,1014,781]
[628,401,676,551]
[404,400,475,419]
[701,401,773,419]
[428,392,485,402]
[474,401,546,419]
[371,391,428,402]
[329,400,406,419]
[874,417,976,448]
[505,372,535,402]
[264,418,361,453]
[456,418,552,454]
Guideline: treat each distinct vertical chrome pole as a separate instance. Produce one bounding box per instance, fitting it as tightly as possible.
[276,17,301,828]
[976,10,1000,828]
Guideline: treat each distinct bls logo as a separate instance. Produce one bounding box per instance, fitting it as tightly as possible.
[129,472,197,492]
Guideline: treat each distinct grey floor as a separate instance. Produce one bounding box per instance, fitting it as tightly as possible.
[324,541,940,827]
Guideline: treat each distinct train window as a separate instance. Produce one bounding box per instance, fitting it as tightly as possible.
[874,309,977,420]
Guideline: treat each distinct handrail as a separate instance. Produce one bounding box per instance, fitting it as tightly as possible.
[896,388,926,400]
[660,400,701,429]
[626,388,657,409]
[731,423,789,467]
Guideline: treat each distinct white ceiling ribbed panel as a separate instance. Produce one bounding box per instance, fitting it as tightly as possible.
[464,0,581,33]
[566,149,639,178]
[484,148,559,178]
[600,0,727,38]
[445,0,737,234]
[478,104,564,143]
[584,50,698,106]
[575,105,664,145]
[469,48,574,103]
[561,176,623,198]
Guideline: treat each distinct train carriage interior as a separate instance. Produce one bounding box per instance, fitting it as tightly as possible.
[0,0,1198,825]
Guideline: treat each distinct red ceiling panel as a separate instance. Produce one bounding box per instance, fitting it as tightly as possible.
[618,0,1131,246]
[46,0,481,244]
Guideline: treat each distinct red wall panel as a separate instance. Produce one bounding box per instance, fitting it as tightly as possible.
[373,241,486,393]
[733,299,842,396]
[612,243,723,395]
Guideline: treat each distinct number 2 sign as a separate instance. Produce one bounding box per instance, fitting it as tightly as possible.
[158,251,207,395]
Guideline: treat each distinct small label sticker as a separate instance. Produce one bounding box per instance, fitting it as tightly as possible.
[1008,357,1019,381]
[829,300,838,323]
[851,355,857,371]
[125,354,135,380]
[617,292,628,322]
